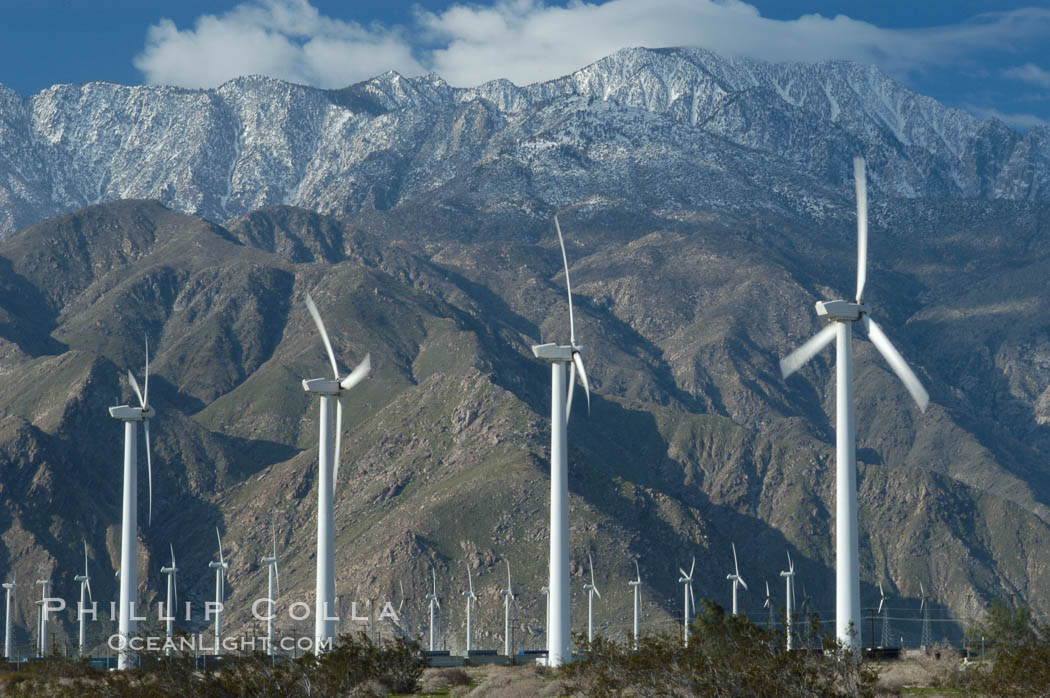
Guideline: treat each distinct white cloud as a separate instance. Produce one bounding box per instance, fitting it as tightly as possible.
[134,0,1050,90]
[1003,62,1050,89]
[133,0,424,89]
[965,105,1047,131]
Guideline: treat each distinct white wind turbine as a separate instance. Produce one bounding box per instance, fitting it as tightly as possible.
[425,568,440,652]
[583,554,601,644]
[74,542,94,655]
[159,544,178,654]
[109,339,156,670]
[726,543,748,616]
[209,528,229,654]
[764,581,774,629]
[501,560,515,656]
[879,582,890,648]
[35,578,50,657]
[260,523,280,656]
[678,557,696,648]
[920,582,931,651]
[628,560,641,650]
[531,215,591,667]
[303,293,371,653]
[780,551,795,650]
[462,565,478,654]
[2,573,13,661]
[779,157,929,651]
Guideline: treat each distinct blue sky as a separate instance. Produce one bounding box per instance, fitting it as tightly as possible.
[3,0,1050,130]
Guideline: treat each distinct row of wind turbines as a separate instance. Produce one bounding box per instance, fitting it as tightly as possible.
[2,155,928,668]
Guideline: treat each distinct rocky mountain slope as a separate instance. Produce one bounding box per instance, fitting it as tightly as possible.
[0,48,1049,653]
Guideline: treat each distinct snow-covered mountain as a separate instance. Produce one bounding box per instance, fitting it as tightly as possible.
[1,46,1046,236]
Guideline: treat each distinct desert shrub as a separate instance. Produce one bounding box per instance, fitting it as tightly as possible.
[563,600,876,697]
[960,599,1050,697]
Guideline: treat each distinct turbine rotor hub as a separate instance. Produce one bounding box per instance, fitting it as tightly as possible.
[815,300,870,322]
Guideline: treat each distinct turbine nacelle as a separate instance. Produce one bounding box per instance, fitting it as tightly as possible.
[301,378,342,395]
[815,300,870,322]
[531,343,579,363]
[108,405,154,421]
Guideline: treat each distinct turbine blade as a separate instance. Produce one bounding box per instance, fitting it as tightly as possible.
[854,156,868,304]
[86,577,93,604]
[739,578,748,591]
[143,420,153,526]
[589,554,595,586]
[432,568,437,596]
[572,352,591,415]
[689,583,695,609]
[334,396,344,487]
[340,353,371,391]
[554,215,576,346]
[274,556,280,601]
[879,581,884,598]
[780,323,837,378]
[878,598,884,614]
[128,370,144,408]
[765,580,770,597]
[216,527,224,566]
[305,293,340,380]
[594,585,601,599]
[272,522,277,560]
[565,360,576,424]
[143,336,149,408]
[862,316,929,412]
[787,550,793,572]
[679,568,688,578]
[467,565,474,594]
[732,542,739,577]
[83,540,89,576]
[689,556,695,578]
[634,559,641,583]
[506,559,512,590]
[173,567,178,608]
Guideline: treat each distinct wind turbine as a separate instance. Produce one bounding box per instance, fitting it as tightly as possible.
[74,542,93,655]
[2,573,13,660]
[501,560,515,656]
[302,293,371,653]
[726,543,748,616]
[462,565,477,654]
[109,338,156,670]
[780,552,795,650]
[209,528,228,654]
[879,582,890,648]
[678,557,695,648]
[920,582,931,651]
[425,568,440,652]
[531,215,591,667]
[779,157,929,651]
[160,544,178,654]
[628,560,641,650]
[764,581,774,629]
[260,523,280,656]
[583,555,601,644]
[35,578,50,657]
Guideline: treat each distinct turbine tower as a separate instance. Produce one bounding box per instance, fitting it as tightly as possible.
[678,557,695,648]
[726,543,748,616]
[74,542,93,655]
[2,573,13,661]
[209,528,228,654]
[425,568,440,652]
[462,565,477,654]
[260,523,280,656]
[583,554,601,644]
[540,585,549,652]
[628,560,641,650]
[779,157,929,651]
[501,560,515,656]
[920,582,932,651]
[302,293,371,653]
[531,215,591,666]
[109,339,156,670]
[159,544,178,655]
[780,552,795,650]
[35,578,50,657]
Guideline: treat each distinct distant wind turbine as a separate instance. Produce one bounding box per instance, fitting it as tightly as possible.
[501,560,515,656]
[878,582,890,648]
[920,582,932,651]
[583,555,601,644]
[462,565,477,654]
[2,573,13,660]
[74,542,93,655]
[209,528,228,654]
[779,157,928,650]
[260,523,280,656]
[303,293,371,653]
[780,552,795,650]
[531,215,591,667]
[425,568,440,652]
[678,557,696,648]
[159,544,178,655]
[764,581,774,629]
[109,338,156,670]
[628,560,641,650]
[35,578,50,657]
[726,543,748,616]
